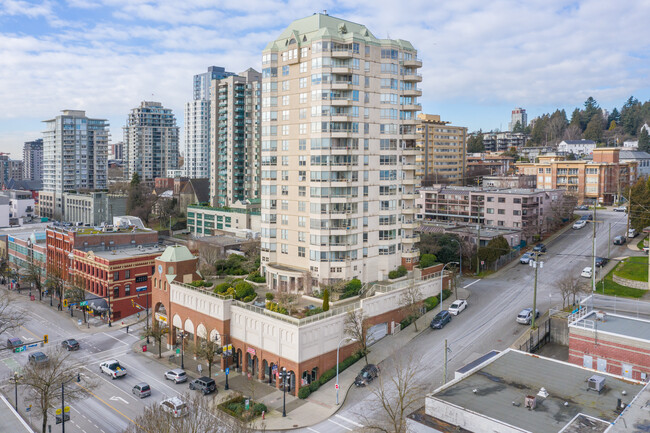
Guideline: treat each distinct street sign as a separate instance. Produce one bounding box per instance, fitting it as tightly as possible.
[55,408,61,415]
[136,286,147,292]
[64,406,70,413]
[176,348,180,354]
[79,301,88,306]
[15,346,25,353]
[27,343,38,348]
[225,367,230,375]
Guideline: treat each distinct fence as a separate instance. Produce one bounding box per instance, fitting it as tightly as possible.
[518,319,551,353]
[580,293,650,319]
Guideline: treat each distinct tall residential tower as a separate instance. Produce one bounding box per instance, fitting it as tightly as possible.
[185,66,235,179]
[209,68,262,207]
[417,114,467,185]
[260,13,422,290]
[23,138,44,181]
[123,101,179,182]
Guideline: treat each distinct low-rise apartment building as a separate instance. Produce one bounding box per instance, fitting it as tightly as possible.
[466,153,514,180]
[38,191,127,225]
[7,231,46,287]
[417,114,467,185]
[557,139,596,155]
[482,131,526,152]
[420,185,568,240]
[482,175,536,189]
[516,148,637,205]
[187,201,261,238]
[152,245,448,397]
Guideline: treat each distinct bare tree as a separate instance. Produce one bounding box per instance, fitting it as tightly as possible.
[358,355,424,433]
[45,267,66,310]
[23,258,45,301]
[563,124,582,141]
[65,277,88,322]
[399,281,423,332]
[276,291,298,315]
[188,338,220,377]
[22,348,95,433]
[143,319,169,358]
[197,243,220,276]
[0,291,24,338]
[344,309,370,365]
[556,273,587,307]
[123,391,260,433]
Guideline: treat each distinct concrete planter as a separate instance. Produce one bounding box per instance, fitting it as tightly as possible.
[612,274,648,290]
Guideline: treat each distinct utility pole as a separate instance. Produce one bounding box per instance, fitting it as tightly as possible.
[626,186,631,238]
[531,251,542,329]
[476,224,481,275]
[592,206,596,294]
[608,222,611,259]
[443,339,448,385]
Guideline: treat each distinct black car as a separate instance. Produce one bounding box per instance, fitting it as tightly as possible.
[430,310,452,329]
[189,376,217,395]
[62,339,80,351]
[595,257,609,267]
[533,243,547,253]
[354,364,379,387]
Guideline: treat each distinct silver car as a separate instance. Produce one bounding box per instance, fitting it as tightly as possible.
[132,382,151,398]
[164,368,187,384]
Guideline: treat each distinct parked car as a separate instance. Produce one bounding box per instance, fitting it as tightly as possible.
[28,351,49,365]
[573,220,587,230]
[520,252,533,264]
[160,397,188,418]
[613,235,627,245]
[189,376,217,395]
[132,382,151,398]
[628,228,637,238]
[6,337,23,353]
[61,339,80,351]
[575,205,589,210]
[613,206,627,212]
[354,364,379,387]
[448,300,468,316]
[580,214,593,221]
[533,243,547,253]
[595,257,609,267]
[99,360,127,379]
[516,308,540,325]
[430,310,452,329]
[164,369,187,384]
[581,267,593,278]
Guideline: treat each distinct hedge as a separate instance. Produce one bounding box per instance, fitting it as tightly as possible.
[298,387,311,399]
[218,396,267,420]
[248,271,266,283]
[265,292,274,301]
[388,265,407,279]
[339,279,362,300]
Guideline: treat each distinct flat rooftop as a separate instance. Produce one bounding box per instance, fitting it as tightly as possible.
[48,225,153,235]
[571,311,650,342]
[91,246,165,260]
[429,349,645,433]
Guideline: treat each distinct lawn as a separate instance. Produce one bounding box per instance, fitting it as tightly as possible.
[637,237,648,250]
[614,256,648,282]
[596,276,646,299]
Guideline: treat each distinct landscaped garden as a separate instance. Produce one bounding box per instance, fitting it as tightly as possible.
[614,256,648,282]
[218,396,267,421]
[597,256,648,299]
[213,278,257,302]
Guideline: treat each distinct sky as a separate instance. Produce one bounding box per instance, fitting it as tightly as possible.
[1,0,650,159]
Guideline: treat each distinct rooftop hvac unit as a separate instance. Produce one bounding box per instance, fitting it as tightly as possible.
[588,375,606,393]
[524,395,536,410]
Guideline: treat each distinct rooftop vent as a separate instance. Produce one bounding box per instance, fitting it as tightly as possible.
[596,311,607,321]
[537,387,549,398]
[587,375,606,393]
[524,395,536,410]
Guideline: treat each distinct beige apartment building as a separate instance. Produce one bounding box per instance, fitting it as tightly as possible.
[516,148,637,205]
[209,69,262,207]
[417,114,467,185]
[259,13,422,290]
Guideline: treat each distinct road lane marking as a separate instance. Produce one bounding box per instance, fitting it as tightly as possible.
[327,419,353,431]
[74,382,143,431]
[462,280,480,289]
[335,414,364,427]
[110,396,129,404]
[307,428,320,433]
[117,360,181,396]
[82,366,139,402]
[103,333,129,346]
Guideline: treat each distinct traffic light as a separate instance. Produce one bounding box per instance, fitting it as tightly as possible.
[131,299,135,307]
[63,299,68,308]
[43,335,48,344]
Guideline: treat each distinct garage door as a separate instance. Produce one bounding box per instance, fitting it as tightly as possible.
[367,323,388,346]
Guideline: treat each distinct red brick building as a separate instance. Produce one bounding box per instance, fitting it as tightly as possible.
[46,218,159,322]
[569,311,650,382]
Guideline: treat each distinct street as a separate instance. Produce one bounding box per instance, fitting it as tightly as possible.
[0,209,641,433]
[297,208,639,433]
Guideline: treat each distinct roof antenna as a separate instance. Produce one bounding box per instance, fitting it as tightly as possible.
[323,10,327,15]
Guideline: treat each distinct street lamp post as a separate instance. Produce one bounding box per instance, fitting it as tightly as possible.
[450,239,462,294]
[178,331,185,369]
[336,337,357,405]
[440,262,459,313]
[529,252,543,329]
[280,367,288,417]
[10,372,22,411]
[61,373,81,433]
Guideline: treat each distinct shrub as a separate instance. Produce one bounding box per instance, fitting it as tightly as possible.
[189,280,211,288]
[319,369,336,385]
[322,289,330,311]
[242,295,255,303]
[424,296,439,312]
[309,380,321,392]
[234,281,255,300]
[419,254,438,269]
[340,278,362,299]
[248,271,266,283]
[298,387,311,399]
[266,301,288,315]
[265,292,274,301]
[388,265,407,279]
[252,403,267,416]
[214,282,232,294]
[304,307,323,317]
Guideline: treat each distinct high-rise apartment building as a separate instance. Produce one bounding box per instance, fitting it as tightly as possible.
[260,13,422,290]
[509,107,527,131]
[42,110,108,216]
[417,114,467,185]
[123,101,179,183]
[209,68,262,207]
[23,138,43,181]
[108,142,124,160]
[9,160,23,182]
[185,66,235,179]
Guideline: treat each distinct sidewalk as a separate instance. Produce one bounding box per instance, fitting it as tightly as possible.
[132,285,472,431]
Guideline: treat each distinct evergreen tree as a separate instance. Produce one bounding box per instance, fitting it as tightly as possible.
[583,96,601,125]
[322,289,330,311]
[639,128,650,153]
[621,96,641,135]
[512,121,523,133]
[584,115,604,142]
[467,131,484,153]
[608,107,620,124]
[569,108,583,131]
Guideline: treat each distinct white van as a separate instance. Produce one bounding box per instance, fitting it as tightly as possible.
[628,228,637,238]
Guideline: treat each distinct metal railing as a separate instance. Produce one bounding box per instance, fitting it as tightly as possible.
[174,282,232,301]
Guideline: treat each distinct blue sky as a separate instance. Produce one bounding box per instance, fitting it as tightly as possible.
[1,0,649,158]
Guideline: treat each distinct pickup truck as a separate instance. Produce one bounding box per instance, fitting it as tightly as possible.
[100,360,127,379]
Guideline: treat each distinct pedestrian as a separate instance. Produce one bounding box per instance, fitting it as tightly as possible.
[126,325,130,334]
[198,363,203,375]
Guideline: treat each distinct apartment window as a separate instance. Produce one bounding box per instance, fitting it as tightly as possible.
[513,198,521,204]
[299,139,307,150]
[498,197,505,203]
[125,270,130,279]
[300,93,308,103]
[513,210,521,215]
[281,244,288,254]
[282,80,290,91]
[282,65,289,76]
[299,108,307,119]
[282,95,290,106]
[498,221,505,226]
[281,229,288,240]
[282,156,289,166]
[113,286,119,298]
[299,77,307,88]
[299,61,307,73]
[281,200,289,210]
[498,209,505,215]
[298,216,306,227]
[281,185,289,196]
[281,215,289,225]
[363,232,368,242]
[363,247,368,257]
[282,170,289,181]
[298,231,306,242]
[545,168,551,174]
[282,140,289,151]
[300,124,307,134]
[298,246,306,257]
[487,197,494,202]
[298,201,306,212]
[125,284,131,296]
[299,186,306,197]
[282,125,289,135]
[298,170,306,181]
[281,110,290,121]
[486,208,494,214]
[113,271,119,281]
[299,156,306,166]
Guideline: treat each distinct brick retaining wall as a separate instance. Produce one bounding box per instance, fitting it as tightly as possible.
[612,274,648,290]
